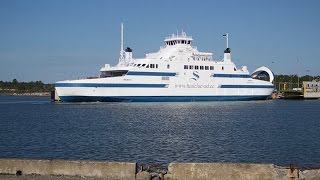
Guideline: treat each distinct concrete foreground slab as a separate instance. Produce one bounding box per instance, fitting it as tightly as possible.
[1,159,319,180]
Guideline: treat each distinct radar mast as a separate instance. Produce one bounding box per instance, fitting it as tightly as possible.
[119,23,125,63]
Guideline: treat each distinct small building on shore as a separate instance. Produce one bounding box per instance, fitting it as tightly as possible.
[303,81,320,99]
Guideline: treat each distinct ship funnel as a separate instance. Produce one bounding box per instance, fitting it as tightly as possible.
[125,47,133,60]
[223,48,231,62]
[222,33,231,62]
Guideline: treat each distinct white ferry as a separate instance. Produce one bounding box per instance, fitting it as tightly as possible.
[55,24,274,102]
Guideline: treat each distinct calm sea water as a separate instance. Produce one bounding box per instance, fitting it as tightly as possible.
[0,95,319,167]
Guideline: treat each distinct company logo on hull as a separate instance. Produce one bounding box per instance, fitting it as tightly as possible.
[190,71,200,82]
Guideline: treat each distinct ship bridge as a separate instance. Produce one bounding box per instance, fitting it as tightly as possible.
[147,31,213,61]
[164,31,193,46]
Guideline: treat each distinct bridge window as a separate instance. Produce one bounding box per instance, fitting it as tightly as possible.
[210,66,214,70]
[184,65,188,69]
[222,66,224,70]
[195,66,199,70]
[205,66,209,70]
[100,70,128,78]
[156,64,158,68]
[167,64,170,69]
[200,66,204,70]
[189,65,194,69]
[142,64,146,67]
[146,64,149,68]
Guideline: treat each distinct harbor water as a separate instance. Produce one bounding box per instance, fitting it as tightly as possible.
[0,95,319,167]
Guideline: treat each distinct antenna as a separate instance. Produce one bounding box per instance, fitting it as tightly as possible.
[119,23,124,62]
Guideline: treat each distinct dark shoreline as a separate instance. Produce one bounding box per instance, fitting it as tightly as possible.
[0,92,50,96]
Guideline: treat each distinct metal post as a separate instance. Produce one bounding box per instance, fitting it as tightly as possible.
[223,33,229,49]
[119,23,124,62]
[290,75,293,90]
[226,33,229,48]
[274,75,276,90]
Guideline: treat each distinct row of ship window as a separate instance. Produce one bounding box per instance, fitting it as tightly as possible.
[133,63,231,71]
[184,65,223,71]
[166,40,191,45]
[134,64,159,68]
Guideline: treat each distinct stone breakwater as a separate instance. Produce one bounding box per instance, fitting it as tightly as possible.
[0,159,319,180]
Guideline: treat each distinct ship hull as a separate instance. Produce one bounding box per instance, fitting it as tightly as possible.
[55,77,274,102]
[59,95,270,102]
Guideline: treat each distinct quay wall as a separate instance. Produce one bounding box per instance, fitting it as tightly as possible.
[167,162,276,180]
[1,159,320,179]
[0,159,136,180]
[166,162,320,180]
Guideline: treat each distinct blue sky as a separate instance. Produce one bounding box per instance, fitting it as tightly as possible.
[1,0,319,83]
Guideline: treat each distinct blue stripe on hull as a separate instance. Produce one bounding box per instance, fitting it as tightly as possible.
[126,71,176,76]
[212,74,252,78]
[220,85,274,88]
[59,95,270,102]
[55,83,167,88]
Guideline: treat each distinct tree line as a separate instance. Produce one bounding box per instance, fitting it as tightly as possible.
[275,75,320,83]
[253,74,319,91]
[0,75,319,94]
[0,79,54,94]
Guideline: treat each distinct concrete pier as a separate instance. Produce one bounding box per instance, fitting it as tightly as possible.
[166,162,276,180]
[0,159,136,180]
[1,159,319,180]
